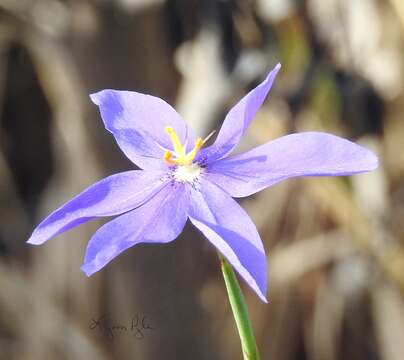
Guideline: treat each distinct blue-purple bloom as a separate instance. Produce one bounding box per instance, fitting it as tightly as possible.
[27,63,378,302]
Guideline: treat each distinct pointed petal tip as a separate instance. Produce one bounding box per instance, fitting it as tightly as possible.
[359,147,379,172]
[269,63,281,77]
[26,237,40,245]
[26,231,45,245]
[370,153,379,170]
[255,283,268,303]
[263,63,281,83]
[80,263,95,277]
[260,295,269,304]
[254,287,268,303]
[89,91,102,105]
[90,90,113,105]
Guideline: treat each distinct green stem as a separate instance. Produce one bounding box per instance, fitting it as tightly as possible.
[219,254,260,360]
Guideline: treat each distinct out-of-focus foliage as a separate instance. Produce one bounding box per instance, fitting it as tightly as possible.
[0,0,403,359]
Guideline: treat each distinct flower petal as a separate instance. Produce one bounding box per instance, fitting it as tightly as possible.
[206,132,379,198]
[188,179,267,302]
[197,63,281,163]
[81,182,190,276]
[90,90,195,169]
[27,170,167,245]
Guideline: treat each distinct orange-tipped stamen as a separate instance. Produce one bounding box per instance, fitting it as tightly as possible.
[163,150,176,164]
[163,127,211,165]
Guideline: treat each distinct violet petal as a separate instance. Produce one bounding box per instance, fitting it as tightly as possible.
[90,90,195,169]
[206,132,379,198]
[189,179,267,302]
[81,182,190,276]
[27,170,167,245]
[198,63,281,163]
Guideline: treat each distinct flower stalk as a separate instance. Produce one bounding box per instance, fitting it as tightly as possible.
[219,254,260,360]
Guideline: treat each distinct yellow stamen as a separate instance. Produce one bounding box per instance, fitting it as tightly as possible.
[165,126,185,156]
[181,138,203,164]
[163,127,207,166]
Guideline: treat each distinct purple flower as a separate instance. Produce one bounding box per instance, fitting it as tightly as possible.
[27,63,378,302]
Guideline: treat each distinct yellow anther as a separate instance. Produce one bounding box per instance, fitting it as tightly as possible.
[195,137,204,150]
[164,150,173,161]
[165,126,185,156]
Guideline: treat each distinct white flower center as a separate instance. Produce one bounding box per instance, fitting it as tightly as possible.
[174,163,201,183]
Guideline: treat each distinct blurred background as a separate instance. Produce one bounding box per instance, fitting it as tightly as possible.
[0,0,403,359]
